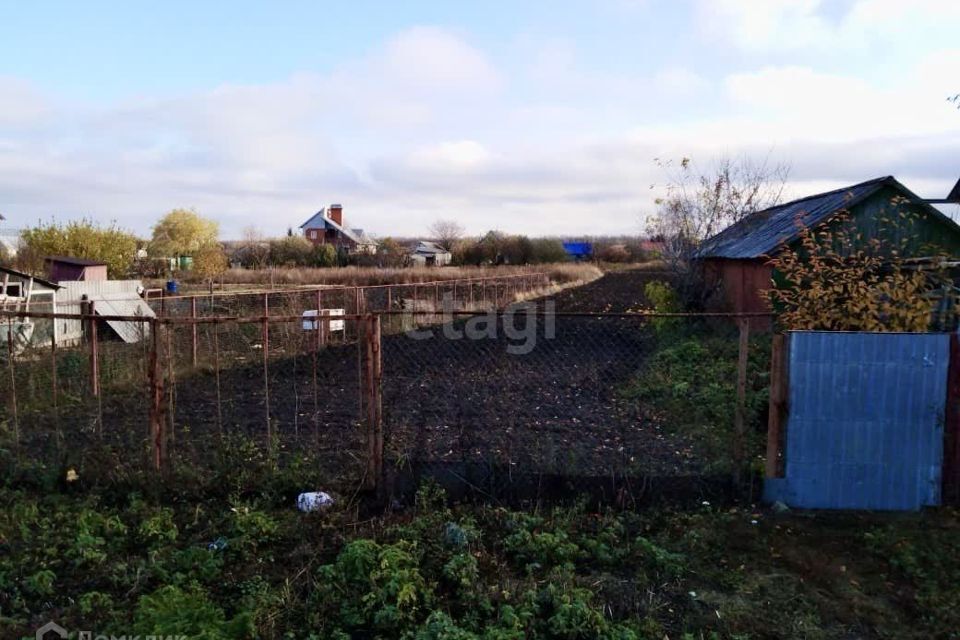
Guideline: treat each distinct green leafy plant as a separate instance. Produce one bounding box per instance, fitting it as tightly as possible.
[133,585,254,639]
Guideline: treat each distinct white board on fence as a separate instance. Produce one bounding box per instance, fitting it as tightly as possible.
[302,309,345,332]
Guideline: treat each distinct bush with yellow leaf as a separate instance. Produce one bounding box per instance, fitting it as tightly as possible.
[764,208,947,332]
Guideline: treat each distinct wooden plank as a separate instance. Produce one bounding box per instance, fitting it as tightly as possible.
[733,318,750,483]
[765,333,789,478]
[363,315,375,489]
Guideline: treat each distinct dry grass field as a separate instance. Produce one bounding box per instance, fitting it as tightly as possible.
[165,263,604,290]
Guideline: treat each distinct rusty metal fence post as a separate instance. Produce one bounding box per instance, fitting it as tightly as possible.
[190,296,198,368]
[148,318,165,473]
[86,298,100,397]
[6,317,19,458]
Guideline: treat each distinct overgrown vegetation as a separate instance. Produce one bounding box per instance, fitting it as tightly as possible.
[1,474,956,640]
[646,155,788,308]
[765,206,948,331]
[626,281,770,473]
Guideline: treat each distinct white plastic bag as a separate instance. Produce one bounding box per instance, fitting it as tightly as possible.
[297,491,334,512]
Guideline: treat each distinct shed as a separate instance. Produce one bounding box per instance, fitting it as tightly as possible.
[55,280,154,346]
[409,241,452,266]
[0,266,61,349]
[46,255,108,282]
[695,176,960,318]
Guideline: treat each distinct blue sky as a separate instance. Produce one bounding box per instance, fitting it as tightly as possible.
[1,0,959,238]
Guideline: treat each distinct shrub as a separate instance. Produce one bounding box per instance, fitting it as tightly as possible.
[312,539,433,634]
[644,280,681,333]
[133,585,254,639]
[598,243,631,263]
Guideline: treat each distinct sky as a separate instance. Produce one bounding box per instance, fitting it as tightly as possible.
[1,0,959,239]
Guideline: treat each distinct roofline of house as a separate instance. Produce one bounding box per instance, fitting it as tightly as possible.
[695,175,960,260]
[0,265,61,289]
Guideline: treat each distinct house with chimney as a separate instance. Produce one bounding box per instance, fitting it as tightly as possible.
[299,204,377,255]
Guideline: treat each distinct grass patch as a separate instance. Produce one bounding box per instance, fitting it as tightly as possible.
[623,322,771,473]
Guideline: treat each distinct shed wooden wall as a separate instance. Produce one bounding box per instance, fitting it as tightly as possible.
[703,258,772,329]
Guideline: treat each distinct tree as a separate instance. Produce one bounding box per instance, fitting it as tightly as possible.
[192,244,229,283]
[529,238,567,264]
[646,155,788,307]
[311,243,338,268]
[428,219,465,251]
[269,236,314,267]
[377,237,410,268]
[18,218,139,277]
[150,209,219,258]
[237,226,270,269]
[764,206,945,332]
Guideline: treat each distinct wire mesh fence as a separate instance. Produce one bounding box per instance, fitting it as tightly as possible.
[144,272,552,320]
[379,308,771,501]
[0,301,772,502]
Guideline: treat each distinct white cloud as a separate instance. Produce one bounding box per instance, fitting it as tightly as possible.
[699,0,960,52]
[653,67,708,95]
[1,23,959,239]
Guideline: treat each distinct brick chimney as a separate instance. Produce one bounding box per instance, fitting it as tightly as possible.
[327,204,343,226]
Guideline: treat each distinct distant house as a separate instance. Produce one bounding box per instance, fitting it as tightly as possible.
[300,204,377,255]
[639,239,666,257]
[409,241,452,266]
[45,255,108,282]
[695,175,960,317]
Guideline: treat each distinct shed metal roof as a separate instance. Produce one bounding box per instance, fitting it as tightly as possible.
[89,292,155,343]
[412,241,449,255]
[0,265,60,289]
[695,176,897,259]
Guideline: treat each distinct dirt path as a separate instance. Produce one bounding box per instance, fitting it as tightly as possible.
[547,266,674,312]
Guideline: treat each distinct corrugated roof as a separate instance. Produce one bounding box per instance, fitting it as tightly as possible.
[412,241,449,255]
[89,292,155,343]
[0,265,60,289]
[695,176,893,259]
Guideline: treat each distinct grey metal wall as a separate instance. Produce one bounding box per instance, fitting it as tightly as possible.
[771,331,948,510]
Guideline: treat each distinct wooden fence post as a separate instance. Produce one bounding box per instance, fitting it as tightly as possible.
[262,314,272,451]
[364,314,383,491]
[765,333,789,479]
[733,318,749,484]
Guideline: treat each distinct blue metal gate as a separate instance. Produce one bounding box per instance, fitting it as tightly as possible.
[766,332,949,510]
